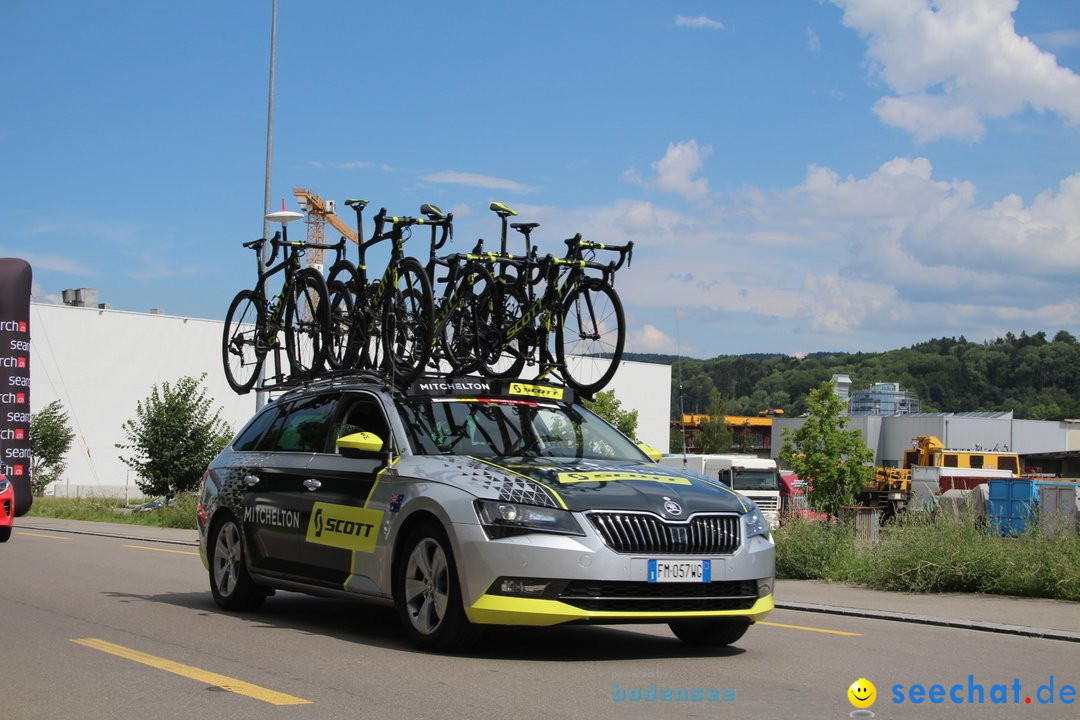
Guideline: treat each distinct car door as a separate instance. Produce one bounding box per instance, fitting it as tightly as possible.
[295,391,395,591]
[239,393,339,583]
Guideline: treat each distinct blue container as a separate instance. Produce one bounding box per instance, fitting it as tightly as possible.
[988,478,1038,535]
[988,479,1079,535]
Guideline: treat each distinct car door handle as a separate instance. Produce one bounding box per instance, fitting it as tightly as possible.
[303,478,322,491]
[244,474,260,487]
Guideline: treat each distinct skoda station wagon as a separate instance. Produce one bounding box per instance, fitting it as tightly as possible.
[197,374,775,651]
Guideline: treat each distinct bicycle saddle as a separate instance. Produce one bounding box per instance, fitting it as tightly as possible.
[489,201,517,218]
[420,203,446,221]
[345,198,369,209]
[511,222,539,233]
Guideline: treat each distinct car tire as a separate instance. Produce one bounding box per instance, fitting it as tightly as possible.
[0,526,11,542]
[668,620,750,647]
[394,520,475,652]
[208,515,267,611]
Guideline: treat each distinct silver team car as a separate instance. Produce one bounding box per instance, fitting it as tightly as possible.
[197,374,775,651]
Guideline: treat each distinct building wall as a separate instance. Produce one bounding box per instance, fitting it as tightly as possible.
[29,303,671,495]
[771,413,1069,468]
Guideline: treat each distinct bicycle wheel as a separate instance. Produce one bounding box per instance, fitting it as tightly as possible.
[285,267,331,379]
[555,277,625,395]
[441,265,495,375]
[381,257,434,384]
[479,279,528,379]
[325,279,357,370]
[222,289,266,394]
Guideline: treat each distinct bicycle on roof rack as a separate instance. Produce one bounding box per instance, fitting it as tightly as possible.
[221,208,333,394]
[322,200,435,384]
[477,212,632,396]
[414,204,506,375]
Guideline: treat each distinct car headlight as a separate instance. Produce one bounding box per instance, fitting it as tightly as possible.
[744,503,770,539]
[0,477,9,493]
[475,500,584,539]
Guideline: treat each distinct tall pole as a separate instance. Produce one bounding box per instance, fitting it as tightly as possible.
[256,0,277,411]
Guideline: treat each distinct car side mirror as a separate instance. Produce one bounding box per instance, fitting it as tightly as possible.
[337,431,384,459]
[637,442,663,462]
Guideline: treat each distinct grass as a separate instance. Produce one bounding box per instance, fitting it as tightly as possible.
[775,512,1080,601]
[26,493,199,530]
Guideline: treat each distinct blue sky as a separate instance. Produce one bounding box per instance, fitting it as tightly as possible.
[4,0,1080,358]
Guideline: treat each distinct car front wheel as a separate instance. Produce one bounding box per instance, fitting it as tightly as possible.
[209,516,267,611]
[394,521,474,652]
[669,620,750,647]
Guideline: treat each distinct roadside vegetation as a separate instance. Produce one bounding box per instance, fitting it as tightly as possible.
[775,512,1080,601]
[26,493,198,530]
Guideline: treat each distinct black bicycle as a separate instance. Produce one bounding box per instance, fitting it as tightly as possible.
[479,231,632,396]
[222,209,332,394]
[324,201,435,384]
[416,205,502,375]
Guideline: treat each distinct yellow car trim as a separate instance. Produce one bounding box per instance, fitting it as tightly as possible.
[465,593,774,626]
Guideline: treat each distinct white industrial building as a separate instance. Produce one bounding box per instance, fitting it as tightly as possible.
[29,301,671,498]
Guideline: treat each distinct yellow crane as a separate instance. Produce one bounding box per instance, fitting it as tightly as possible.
[292,186,359,270]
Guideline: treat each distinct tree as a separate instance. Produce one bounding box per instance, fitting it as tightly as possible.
[30,400,75,495]
[699,388,732,453]
[584,389,639,439]
[779,380,874,520]
[117,374,233,498]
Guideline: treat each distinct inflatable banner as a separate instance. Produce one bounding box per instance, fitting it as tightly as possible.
[0,259,32,515]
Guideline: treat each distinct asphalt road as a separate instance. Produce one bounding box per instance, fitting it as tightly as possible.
[1,525,1076,720]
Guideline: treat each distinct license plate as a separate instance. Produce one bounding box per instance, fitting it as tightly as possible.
[648,559,711,583]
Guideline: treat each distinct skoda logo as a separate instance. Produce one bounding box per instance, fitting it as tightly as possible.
[663,498,683,516]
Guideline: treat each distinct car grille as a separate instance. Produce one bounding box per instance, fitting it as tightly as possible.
[558,580,758,613]
[586,512,741,555]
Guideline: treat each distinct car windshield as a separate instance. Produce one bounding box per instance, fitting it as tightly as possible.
[398,398,648,462]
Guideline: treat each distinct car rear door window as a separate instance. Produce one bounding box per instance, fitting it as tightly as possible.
[269,394,338,453]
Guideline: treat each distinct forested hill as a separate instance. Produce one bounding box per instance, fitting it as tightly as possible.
[625,330,1080,421]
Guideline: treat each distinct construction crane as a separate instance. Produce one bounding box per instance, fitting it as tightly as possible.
[292,186,359,270]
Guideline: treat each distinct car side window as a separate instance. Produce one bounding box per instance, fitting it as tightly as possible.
[233,404,285,452]
[328,393,391,454]
[269,394,339,453]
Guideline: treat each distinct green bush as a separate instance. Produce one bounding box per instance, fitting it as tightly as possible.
[774,517,857,580]
[774,512,1080,601]
[26,493,198,530]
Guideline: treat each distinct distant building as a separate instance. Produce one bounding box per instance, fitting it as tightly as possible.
[832,374,852,405]
[849,382,921,416]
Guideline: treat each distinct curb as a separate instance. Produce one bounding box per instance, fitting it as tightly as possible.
[775,600,1080,644]
[17,522,198,548]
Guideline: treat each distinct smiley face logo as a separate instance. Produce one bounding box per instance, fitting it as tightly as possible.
[847,678,876,709]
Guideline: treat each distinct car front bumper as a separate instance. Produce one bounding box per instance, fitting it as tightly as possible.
[453,514,775,627]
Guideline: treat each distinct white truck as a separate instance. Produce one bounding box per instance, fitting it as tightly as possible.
[658,454,782,529]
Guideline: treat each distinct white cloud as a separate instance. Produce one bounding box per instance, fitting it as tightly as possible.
[807,27,821,52]
[0,246,95,276]
[30,282,63,304]
[834,0,1080,141]
[675,15,724,31]
[629,324,678,353]
[534,145,1080,351]
[626,140,712,201]
[423,171,533,193]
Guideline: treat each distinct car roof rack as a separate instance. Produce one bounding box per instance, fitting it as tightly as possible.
[264,369,395,399]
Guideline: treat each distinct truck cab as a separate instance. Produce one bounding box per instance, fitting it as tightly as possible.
[658,454,782,529]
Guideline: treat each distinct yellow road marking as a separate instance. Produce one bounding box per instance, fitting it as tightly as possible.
[123,544,199,556]
[16,531,72,540]
[70,638,313,706]
[759,621,862,636]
